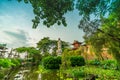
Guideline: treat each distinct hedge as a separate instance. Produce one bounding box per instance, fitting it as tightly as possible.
[42,56,61,69]
[42,56,85,69]
[70,56,85,67]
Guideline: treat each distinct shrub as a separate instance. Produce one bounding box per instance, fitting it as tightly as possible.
[0,59,14,68]
[0,73,4,79]
[101,60,117,69]
[71,69,85,78]
[11,59,21,66]
[88,59,101,66]
[70,56,85,67]
[42,56,61,69]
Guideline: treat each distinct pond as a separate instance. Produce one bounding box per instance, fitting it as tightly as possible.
[3,66,71,80]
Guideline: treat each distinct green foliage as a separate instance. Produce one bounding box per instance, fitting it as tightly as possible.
[16,0,118,29]
[11,59,21,66]
[76,0,100,16]
[15,47,42,65]
[37,37,56,53]
[15,47,28,53]
[15,47,40,55]
[0,59,14,68]
[84,66,120,79]
[85,12,120,68]
[37,37,69,54]
[0,73,4,79]
[28,47,40,56]
[42,56,61,69]
[17,0,74,28]
[88,59,118,70]
[71,68,85,78]
[70,56,85,67]
[101,60,117,69]
[60,49,71,70]
[88,59,101,66]
[0,58,22,68]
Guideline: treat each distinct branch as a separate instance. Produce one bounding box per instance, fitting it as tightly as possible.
[97,29,120,41]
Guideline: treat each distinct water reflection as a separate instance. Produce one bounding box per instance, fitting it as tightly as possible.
[23,69,60,80]
[6,66,62,80]
[41,71,60,80]
[19,66,40,80]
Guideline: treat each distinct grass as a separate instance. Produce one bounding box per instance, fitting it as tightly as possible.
[65,65,120,80]
[85,66,120,80]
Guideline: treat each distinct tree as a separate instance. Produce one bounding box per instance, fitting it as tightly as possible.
[15,47,41,65]
[85,13,120,68]
[37,37,69,55]
[15,47,29,59]
[17,0,74,28]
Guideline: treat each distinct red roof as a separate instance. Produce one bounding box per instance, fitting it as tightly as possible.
[72,40,82,45]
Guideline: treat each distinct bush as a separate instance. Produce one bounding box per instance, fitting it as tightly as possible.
[0,59,14,68]
[11,59,21,67]
[101,60,117,69]
[70,56,85,67]
[42,56,61,69]
[0,73,4,79]
[71,69,85,78]
[89,59,101,66]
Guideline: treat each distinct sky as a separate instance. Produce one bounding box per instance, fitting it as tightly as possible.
[0,0,84,48]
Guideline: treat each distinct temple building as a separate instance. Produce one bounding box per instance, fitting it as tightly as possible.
[71,40,112,60]
[72,40,82,50]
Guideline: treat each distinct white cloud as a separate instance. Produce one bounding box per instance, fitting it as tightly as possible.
[0,29,32,48]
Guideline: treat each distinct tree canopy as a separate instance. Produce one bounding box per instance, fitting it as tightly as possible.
[17,0,119,29]
[17,0,74,28]
[85,13,120,68]
[15,47,40,55]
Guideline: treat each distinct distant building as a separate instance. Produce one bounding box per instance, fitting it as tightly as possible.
[56,38,62,56]
[71,40,112,60]
[72,40,82,50]
[0,44,7,58]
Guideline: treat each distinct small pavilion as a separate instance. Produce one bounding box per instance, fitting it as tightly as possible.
[72,40,82,50]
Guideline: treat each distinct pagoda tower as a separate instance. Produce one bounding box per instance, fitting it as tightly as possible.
[56,38,62,56]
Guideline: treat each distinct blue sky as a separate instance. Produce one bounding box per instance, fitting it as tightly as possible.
[0,0,84,48]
